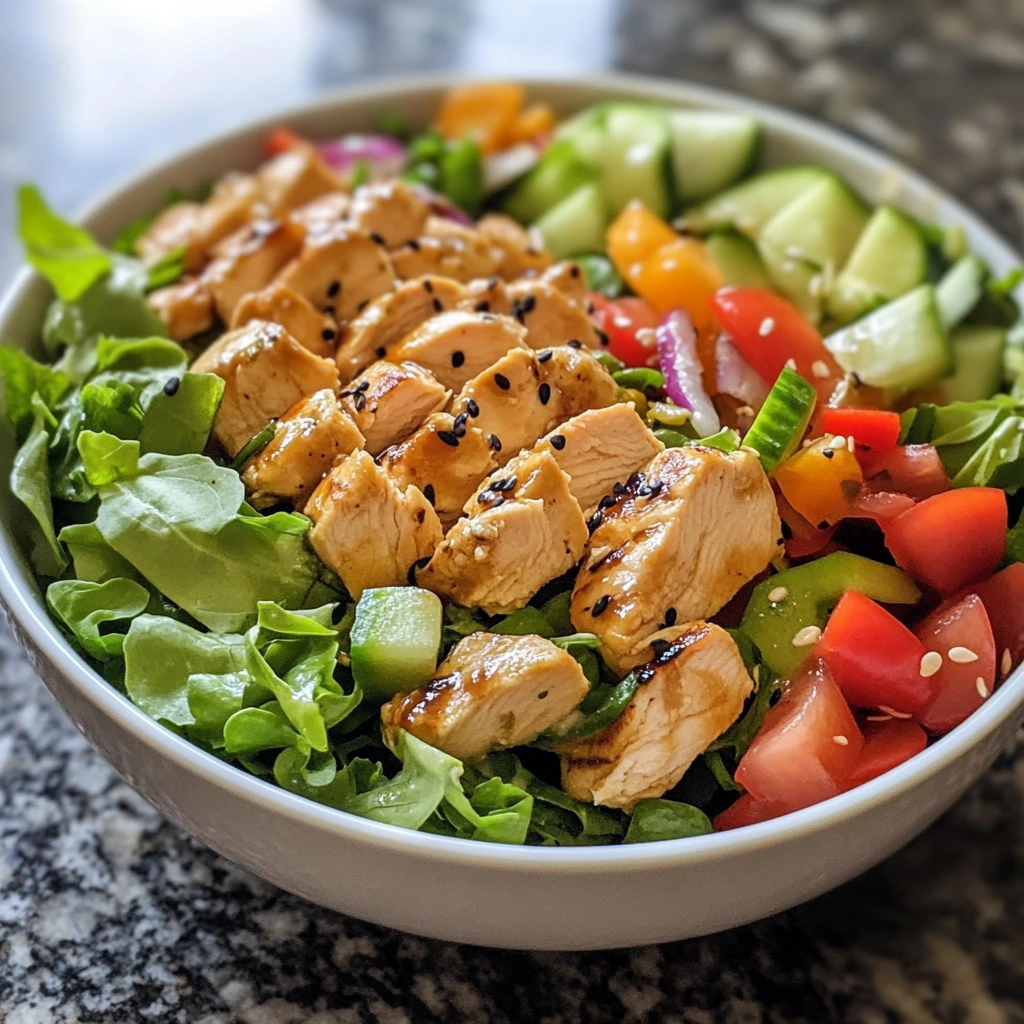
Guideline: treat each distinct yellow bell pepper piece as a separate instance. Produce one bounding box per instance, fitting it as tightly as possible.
[631,237,723,332]
[775,436,863,529]
[435,83,525,154]
[606,201,679,287]
[504,103,556,145]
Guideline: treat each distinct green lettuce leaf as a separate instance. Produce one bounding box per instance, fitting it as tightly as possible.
[223,702,307,756]
[17,185,110,302]
[46,577,150,660]
[444,775,533,845]
[0,348,71,440]
[187,669,251,748]
[59,521,143,584]
[623,799,713,843]
[138,372,224,456]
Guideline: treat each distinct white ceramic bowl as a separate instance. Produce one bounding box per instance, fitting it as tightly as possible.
[1,74,1022,951]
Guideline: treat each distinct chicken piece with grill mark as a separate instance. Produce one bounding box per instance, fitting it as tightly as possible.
[230,281,337,357]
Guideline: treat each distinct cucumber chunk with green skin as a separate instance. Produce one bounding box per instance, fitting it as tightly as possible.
[740,552,922,678]
[824,284,952,393]
[598,104,672,218]
[827,206,929,325]
[681,166,830,236]
[704,231,774,289]
[742,367,816,475]
[555,105,608,167]
[667,110,760,203]
[934,325,1006,403]
[350,587,443,702]
[535,182,608,259]
[936,254,987,330]
[502,140,596,225]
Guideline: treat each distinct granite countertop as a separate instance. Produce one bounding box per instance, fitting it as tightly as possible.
[3,1,1024,1020]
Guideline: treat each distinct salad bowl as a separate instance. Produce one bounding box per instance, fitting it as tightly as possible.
[1,74,1022,950]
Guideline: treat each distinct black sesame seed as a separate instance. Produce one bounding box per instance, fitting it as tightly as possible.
[327,280,341,298]
[451,350,465,368]
[369,231,387,246]
[538,349,553,363]
[478,489,497,505]
[437,430,460,447]
[851,372,863,387]
[322,328,336,341]
[587,510,603,533]
[538,382,551,405]
[567,339,582,349]
[598,494,615,510]
[432,298,443,313]
[613,481,626,495]
[599,334,610,347]
[494,373,511,391]
[474,300,490,313]
[416,509,425,524]
[537,690,549,700]
[355,380,369,393]
[353,392,367,412]
[423,483,435,506]
[520,294,536,314]
[488,434,502,451]
[423,278,434,294]
[452,413,468,437]
[162,376,180,396]
[406,556,431,585]
[637,484,653,497]
[822,448,835,460]
[647,480,663,496]
[466,398,480,418]
[375,346,386,358]
[550,434,566,451]
[591,595,611,617]
[323,304,336,316]
[357,299,370,311]
[585,300,595,315]
[664,607,677,627]
[636,666,656,685]
[650,638,671,657]
[407,238,421,251]
[338,389,354,399]
[481,313,495,322]
[495,475,518,493]
[570,264,580,278]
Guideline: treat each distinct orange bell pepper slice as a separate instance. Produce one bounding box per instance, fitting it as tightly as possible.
[504,103,556,145]
[435,82,525,154]
[606,201,678,287]
[776,435,863,529]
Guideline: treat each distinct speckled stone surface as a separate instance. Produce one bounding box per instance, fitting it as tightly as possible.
[3,1,1024,1021]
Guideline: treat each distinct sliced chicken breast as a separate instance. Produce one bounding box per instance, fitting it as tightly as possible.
[559,622,753,810]
[539,344,619,419]
[450,348,557,467]
[256,144,341,214]
[334,276,467,382]
[541,260,588,305]
[381,632,590,761]
[289,191,350,234]
[135,202,205,272]
[230,281,337,357]
[390,217,503,283]
[504,279,601,350]
[348,180,430,249]
[387,310,529,391]
[476,213,552,279]
[379,412,497,529]
[522,404,664,515]
[240,389,364,508]
[146,277,214,342]
[305,449,442,599]
[277,225,395,318]
[191,319,340,457]
[201,217,305,322]
[420,450,587,614]
[571,445,781,675]
[175,172,261,269]
[459,275,508,316]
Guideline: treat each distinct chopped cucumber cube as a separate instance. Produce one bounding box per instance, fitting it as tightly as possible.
[534,182,608,259]
[934,325,1006,403]
[742,367,816,475]
[667,110,760,203]
[350,587,443,702]
[597,104,672,218]
[704,231,774,289]
[502,139,596,225]
[936,254,987,330]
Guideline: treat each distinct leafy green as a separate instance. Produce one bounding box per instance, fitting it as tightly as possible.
[144,248,187,291]
[709,632,780,761]
[59,521,143,584]
[532,669,640,750]
[614,367,664,391]
[443,775,534,845]
[187,669,251,748]
[623,799,713,843]
[17,185,110,302]
[224,702,307,756]
[402,131,484,216]
[46,577,150,660]
[138,373,224,456]
[575,253,624,298]
[490,606,556,637]
[0,348,71,440]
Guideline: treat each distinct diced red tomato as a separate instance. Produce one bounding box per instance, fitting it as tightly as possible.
[589,294,660,367]
[817,590,933,715]
[820,408,901,458]
[861,444,949,500]
[734,658,863,812]
[843,718,928,791]
[849,491,917,523]
[709,288,841,402]
[913,594,997,734]
[965,563,1024,673]
[882,488,1008,595]
[713,794,782,831]
[266,126,303,156]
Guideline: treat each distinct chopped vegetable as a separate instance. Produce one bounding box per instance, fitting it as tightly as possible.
[742,366,815,475]
[655,310,719,437]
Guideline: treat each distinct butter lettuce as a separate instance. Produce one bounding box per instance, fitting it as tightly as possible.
[46,577,150,661]
[622,799,713,843]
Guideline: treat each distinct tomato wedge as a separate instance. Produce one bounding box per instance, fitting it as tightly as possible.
[966,563,1024,675]
[843,718,928,791]
[734,658,863,811]
[820,408,901,457]
[709,288,841,402]
[817,590,933,715]
[861,444,949,500]
[913,594,997,734]
[713,794,781,831]
[849,491,917,523]
[266,126,303,156]
[589,294,660,367]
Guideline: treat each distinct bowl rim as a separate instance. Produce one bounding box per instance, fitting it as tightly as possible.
[2,70,1022,873]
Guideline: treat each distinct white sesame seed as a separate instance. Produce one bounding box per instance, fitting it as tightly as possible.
[828,434,848,451]
[802,438,815,448]
[976,677,989,699]
[847,435,856,451]
[948,646,978,664]
[768,586,789,603]
[759,317,775,337]
[832,734,849,746]
[792,625,822,647]
[473,545,487,562]
[784,357,797,371]
[811,360,831,379]
[878,705,913,719]
[1002,648,1012,677]
[919,651,943,677]
[736,405,754,417]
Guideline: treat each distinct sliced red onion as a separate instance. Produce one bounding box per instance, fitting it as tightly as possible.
[317,134,407,180]
[408,183,474,226]
[715,334,770,411]
[656,310,720,437]
[483,143,541,195]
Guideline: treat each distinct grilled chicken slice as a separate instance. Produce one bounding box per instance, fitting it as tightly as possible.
[559,623,752,810]
[420,450,587,614]
[348,180,430,249]
[540,344,619,419]
[523,404,664,515]
[504,279,601,350]
[289,191,351,234]
[277,225,395,318]
[334,276,466,382]
[450,348,557,467]
[381,632,590,761]
[339,360,449,455]
[241,389,364,508]
[202,218,305,322]
[191,319,340,457]
[460,275,508,316]
[230,281,337,357]
[387,310,529,392]
[135,202,205,272]
[305,449,442,599]
[476,213,552,279]
[541,260,588,305]
[146,277,214,342]
[256,144,341,214]
[390,217,503,283]
[571,446,781,675]
[379,412,497,529]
